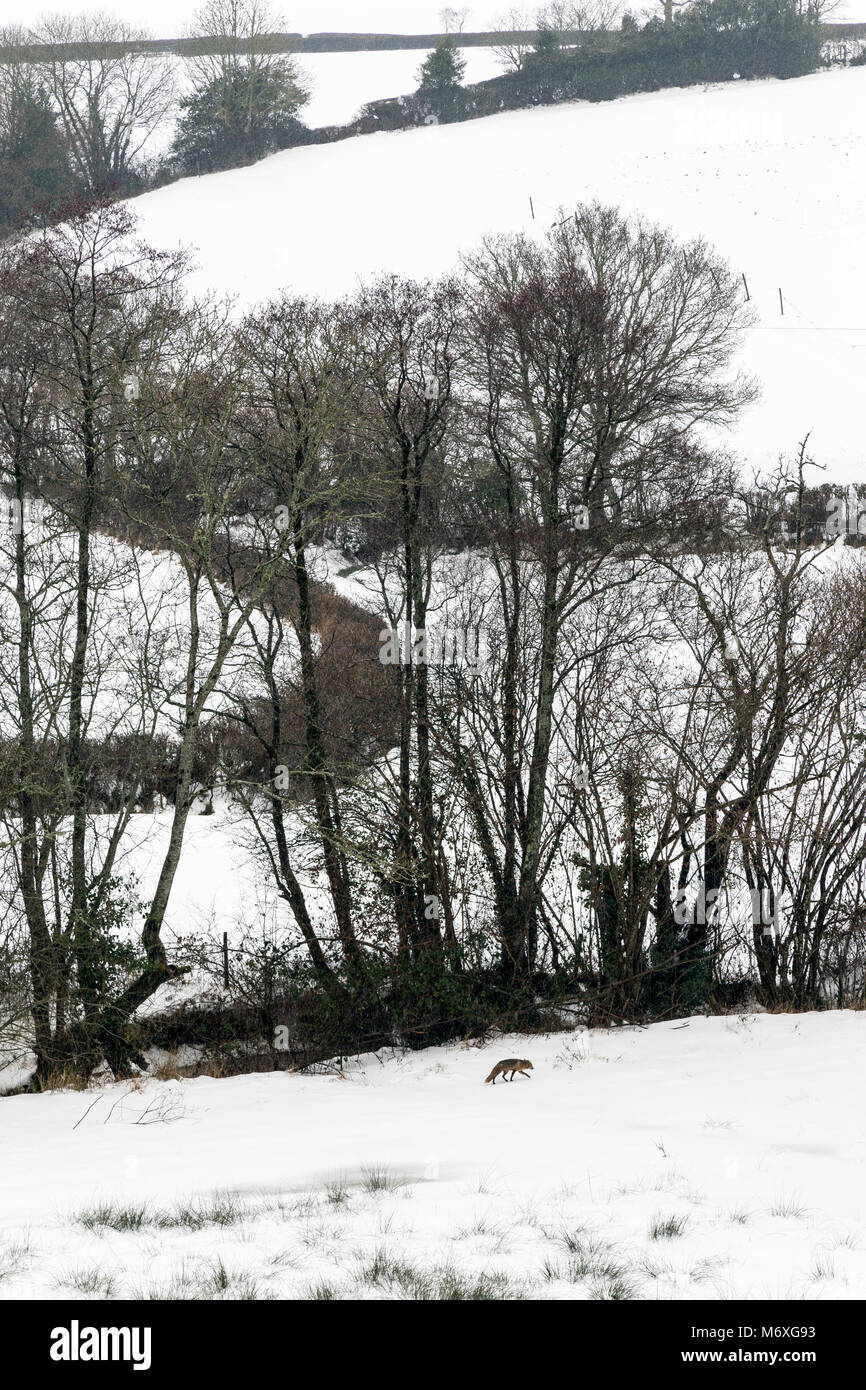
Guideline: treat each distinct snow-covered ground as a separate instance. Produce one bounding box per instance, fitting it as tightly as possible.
[2,1011,865,1299]
[129,66,866,481]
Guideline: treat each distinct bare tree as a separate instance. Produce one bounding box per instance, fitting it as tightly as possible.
[537,1,622,34]
[228,295,375,983]
[347,276,464,967]
[655,0,692,26]
[0,202,189,1081]
[490,7,536,69]
[457,202,752,980]
[33,14,175,192]
[440,7,472,32]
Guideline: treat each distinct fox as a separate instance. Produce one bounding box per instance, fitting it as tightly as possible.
[484,1058,534,1084]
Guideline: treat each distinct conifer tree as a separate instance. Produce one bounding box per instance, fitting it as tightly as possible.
[416,38,468,121]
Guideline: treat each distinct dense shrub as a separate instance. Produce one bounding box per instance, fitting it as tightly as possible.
[0,80,76,234]
[170,63,310,175]
[465,0,821,114]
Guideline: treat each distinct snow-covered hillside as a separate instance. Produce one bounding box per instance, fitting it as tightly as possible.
[2,1011,865,1299]
[129,66,866,481]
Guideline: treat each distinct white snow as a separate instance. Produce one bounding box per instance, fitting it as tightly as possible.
[2,1011,866,1299]
[128,67,866,481]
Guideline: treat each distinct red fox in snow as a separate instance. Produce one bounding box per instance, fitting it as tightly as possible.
[484,1058,534,1084]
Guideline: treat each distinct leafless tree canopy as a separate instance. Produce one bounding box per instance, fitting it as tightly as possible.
[32,14,176,191]
[1,199,865,1088]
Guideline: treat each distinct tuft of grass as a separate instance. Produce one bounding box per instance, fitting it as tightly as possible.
[637,1253,675,1281]
[133,1259,264,1301]
[769,1193,806,1220]
[131,1268,201,1300]
[589,1273,637,1300]
[285,1194,318,1219]
[355,1248,423,1295]
[154,1194,247,1231]
[267,1249,301,1271]
[554,1038,589,1070]
[558,1226,592,1255]
[361,1164,405,1194]
[558,1233,625,1282]
[472,1170,498,1196]
[454,1214,497,1239]
[305,1279,339,1300]
[202,1258,262,1300]
[809,1254,837,1284]
[79,1193,248,1238]
[649,1212,689,1241]
[299,1218,344,1253]
[690,1256,726,1284]
[352,1250,522,1301]
[728,1206,752,1226]
[325,1178,351,1207]
[78,1202,149,1233]
[56,1266,118,1297]
[0,1236,32,1282]
[452,1215,512,1252]
[831,1232,859,1251]
[431,1267,521,1301]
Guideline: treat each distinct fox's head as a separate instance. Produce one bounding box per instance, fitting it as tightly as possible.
[522,1060,534,1070]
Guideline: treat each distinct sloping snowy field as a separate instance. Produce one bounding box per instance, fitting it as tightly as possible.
[129,66,866,481]
[1,1012,864,1299]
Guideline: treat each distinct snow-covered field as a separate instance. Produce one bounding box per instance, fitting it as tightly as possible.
[130,67,866,481]
[302,47,501,127]
[2,1012,865,1300]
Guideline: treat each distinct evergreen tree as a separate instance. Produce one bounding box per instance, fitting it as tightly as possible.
[0,75,75,231]
[534,25,563,54]
[170,59,309,175]
[416,38,468,121]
